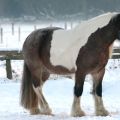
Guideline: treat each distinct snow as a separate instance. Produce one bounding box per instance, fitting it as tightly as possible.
[0,13,120,120]
[0,59,120,120]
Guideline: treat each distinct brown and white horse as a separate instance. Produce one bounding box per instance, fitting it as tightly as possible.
[20,12,120,116]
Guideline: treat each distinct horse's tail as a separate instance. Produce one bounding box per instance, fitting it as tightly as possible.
[20,62,38,110]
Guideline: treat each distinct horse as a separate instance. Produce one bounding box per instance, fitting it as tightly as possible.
[20,12,120,117]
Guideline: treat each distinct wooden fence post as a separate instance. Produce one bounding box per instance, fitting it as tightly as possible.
[12,23,14,35]
[18,26,21,41]
[0,28,3,43]
[50,24,52,27]
[70,22,73,29]
[64,22,67,29]
[6,59,12,79]
[34,25,36,30]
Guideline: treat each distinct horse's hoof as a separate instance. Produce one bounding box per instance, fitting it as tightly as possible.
[40,108,53,116]
[30,108,41,115]
[71,110,85,117]
[96,110,109,116]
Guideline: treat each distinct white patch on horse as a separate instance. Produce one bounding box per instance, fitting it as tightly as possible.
[71,96,85,117]
[32,85,52,115]
[50,12,117,70]
[94,95,109,116]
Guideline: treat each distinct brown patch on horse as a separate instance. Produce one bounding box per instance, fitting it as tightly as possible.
[76,25,118,74]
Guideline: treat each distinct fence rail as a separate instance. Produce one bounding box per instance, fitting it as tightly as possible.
[112,48,120,59]
[0,50,23,60]
[0,47,120,79]
[0,50,22,79]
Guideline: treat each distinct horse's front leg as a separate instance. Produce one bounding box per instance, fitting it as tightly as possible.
[71,70,86,117]
[92,69,109,116]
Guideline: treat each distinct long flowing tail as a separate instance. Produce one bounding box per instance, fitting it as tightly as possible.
[20,62,38,110]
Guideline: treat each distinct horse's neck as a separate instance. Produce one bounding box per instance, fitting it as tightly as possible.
[52,13,117,59]
[88,25,117,50]
[53,12,117,48]
[104,25,118,45]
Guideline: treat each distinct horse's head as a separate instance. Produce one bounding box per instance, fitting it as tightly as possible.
[109,14,120,28]
[109,14,120,40]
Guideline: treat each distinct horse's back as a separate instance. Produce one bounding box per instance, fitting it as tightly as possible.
[23,27,61,55]
[23,27,61,48]
[22,27,61,72]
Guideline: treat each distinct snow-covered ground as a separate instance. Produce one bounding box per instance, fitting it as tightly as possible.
[0,13,120,120]
[0,59,120,120]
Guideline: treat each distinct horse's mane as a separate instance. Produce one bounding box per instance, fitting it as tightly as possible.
[74,12,117,31]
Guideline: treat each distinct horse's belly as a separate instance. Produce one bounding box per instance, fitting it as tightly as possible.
[50,52,76,70]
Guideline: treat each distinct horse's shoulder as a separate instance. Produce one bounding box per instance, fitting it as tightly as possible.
[88,28,101,40]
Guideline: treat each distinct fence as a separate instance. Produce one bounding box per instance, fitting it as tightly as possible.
[0,22,74,46]
[0,47,119,79]
[0,50,22,79]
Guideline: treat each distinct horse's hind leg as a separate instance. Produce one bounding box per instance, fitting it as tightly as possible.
[92,69,109,116]
[31,66,52,115]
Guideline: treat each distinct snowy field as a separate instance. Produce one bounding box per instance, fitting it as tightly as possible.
[0,59,120,120]
[0,13,120,120]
